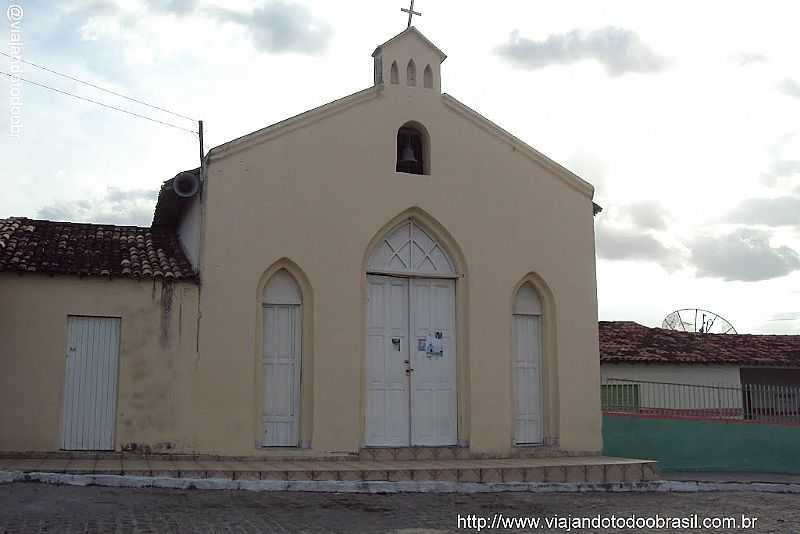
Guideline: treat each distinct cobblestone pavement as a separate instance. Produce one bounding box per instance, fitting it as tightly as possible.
[1,483,799,533]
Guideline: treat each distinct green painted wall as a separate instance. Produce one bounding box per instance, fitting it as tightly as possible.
[603,414,800,473]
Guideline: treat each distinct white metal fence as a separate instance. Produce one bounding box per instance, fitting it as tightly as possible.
[602,378,800,424]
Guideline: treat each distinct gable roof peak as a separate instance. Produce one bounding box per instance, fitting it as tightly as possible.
[372,26,447,62]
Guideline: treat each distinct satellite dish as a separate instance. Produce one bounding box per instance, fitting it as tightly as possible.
[662,309,737,334]
[173,171,201,198]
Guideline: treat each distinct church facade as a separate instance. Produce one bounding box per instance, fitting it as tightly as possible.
[0,28,602,457]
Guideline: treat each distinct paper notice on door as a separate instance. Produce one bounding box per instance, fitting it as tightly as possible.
[425,333,444,358]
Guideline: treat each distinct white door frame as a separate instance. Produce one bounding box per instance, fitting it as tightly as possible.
[365,272,457,447]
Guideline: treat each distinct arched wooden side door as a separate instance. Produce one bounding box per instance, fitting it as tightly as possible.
[263,270,302,447]
[513,283,544,445]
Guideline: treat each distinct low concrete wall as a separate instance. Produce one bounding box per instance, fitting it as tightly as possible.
[603,414,800,474]
[602,364,741,388]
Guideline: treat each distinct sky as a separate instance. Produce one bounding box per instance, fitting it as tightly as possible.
[2,0,800,334]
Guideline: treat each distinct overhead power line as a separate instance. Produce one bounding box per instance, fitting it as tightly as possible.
[0,51,197,122]
[0,70,199,135]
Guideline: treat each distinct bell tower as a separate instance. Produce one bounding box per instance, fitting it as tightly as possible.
[372,27,447,93]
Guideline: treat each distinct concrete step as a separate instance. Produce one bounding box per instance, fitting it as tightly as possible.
[0,451,361,463]
[0,447,603,463]
[358,447,471,461]
[358,447,603,461]
[0,456,659,484]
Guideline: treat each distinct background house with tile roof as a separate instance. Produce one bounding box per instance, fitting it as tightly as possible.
[599,321,800,473]
[600,320,800,387]
[599,321,800,419]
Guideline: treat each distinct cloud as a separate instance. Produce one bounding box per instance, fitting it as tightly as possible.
[760,312,800,333]
[144,0,198,15]
[495,27,669,77]
[725,196,800,226]
[778,79,800,98]
[769,311,800,322]
[69,0,196,17]
[624,201,671,231]
[209,2,332,55]
[689,228,800,281]
[595,221,683,270]
[37,188,158,226]
[733,53,767,66]
[763,135,800,187]
[566,152,607,197]
[594,201,681,269]
[765,159,800,184]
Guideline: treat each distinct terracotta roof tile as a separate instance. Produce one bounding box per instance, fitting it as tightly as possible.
[0,217,196,282]
[599,321,800,367]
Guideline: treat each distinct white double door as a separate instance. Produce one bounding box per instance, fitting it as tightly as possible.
[366,275,457,446]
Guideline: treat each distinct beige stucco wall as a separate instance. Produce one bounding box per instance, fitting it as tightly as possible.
[0,32,602,457]
[0,274,198,452]
[190,35,601,456]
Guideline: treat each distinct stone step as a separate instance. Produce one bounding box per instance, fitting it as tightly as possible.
[0,448,602,462]
[0,456,659,484]
[358,447,471,461]
[511,447,601,459]
[0,451,362,463]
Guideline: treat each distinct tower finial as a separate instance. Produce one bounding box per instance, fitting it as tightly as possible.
[400,0,421,28]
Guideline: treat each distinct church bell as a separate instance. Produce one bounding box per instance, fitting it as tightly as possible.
[399,143,417,164]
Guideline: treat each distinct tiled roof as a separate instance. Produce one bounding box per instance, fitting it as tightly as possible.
[0,217,196,281]
[600,321,800,367]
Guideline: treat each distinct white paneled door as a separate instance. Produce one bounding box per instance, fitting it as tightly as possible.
[61,316,120,451]
[365,275,410,446]
[365,275,456,447]
[512,314,544,445]
[263,305,301,446]
[410,278,457,446]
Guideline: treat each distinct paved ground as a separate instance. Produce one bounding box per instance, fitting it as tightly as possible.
[1,483,799,533]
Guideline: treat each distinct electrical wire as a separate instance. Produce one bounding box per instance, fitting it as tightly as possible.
[0,50,197,122]
[0,71,199,135]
